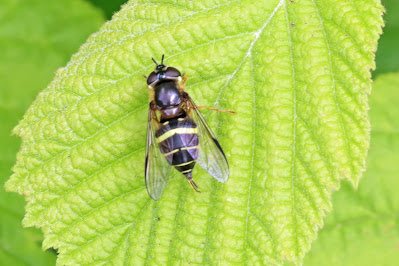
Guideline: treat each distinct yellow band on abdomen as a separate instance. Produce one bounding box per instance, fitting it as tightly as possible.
[163,146,198,157]
[156,127,198,143]
[174,160,195,167]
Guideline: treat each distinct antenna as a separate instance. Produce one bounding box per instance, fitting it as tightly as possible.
[161,54,165,65]
[152,57,158,66]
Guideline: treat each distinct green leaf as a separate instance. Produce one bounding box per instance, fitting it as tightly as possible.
[374,0,399,76]
[0,0,104,264]
[5,0,384,264]
[304,72,399,265]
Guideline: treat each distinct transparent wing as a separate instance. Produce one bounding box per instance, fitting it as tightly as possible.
[145,106,172,200]
[186,96,229,183]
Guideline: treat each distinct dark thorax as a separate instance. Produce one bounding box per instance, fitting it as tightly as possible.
[154,80,184,120]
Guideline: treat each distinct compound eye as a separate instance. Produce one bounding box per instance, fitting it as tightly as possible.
[147,72,158,85]
[165,67,181,78]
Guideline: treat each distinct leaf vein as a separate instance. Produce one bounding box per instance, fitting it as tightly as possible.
[311,0,356,179]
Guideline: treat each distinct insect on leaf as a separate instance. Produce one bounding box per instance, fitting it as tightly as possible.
[5,0,384,264]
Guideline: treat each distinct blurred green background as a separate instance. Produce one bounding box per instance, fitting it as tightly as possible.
[0,0,398,265]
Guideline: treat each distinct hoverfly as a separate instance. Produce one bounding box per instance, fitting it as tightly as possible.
[144,55,233,200]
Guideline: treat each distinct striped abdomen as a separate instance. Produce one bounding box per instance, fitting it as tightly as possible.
[156,116,199,175]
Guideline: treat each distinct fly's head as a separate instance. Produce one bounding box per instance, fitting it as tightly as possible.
[146,55,182,87]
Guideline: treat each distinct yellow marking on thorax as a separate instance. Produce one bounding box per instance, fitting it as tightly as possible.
[148,87,155,101]
[156,127,198,143]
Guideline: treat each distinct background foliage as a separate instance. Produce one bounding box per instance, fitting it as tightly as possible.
[0,0,397,265]
[0,0,104,263]
[374,0,399,76]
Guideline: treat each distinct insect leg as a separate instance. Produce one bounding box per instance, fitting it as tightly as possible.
[181,75,189,86]
[188,179,201,193]
[185,173,200,193]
